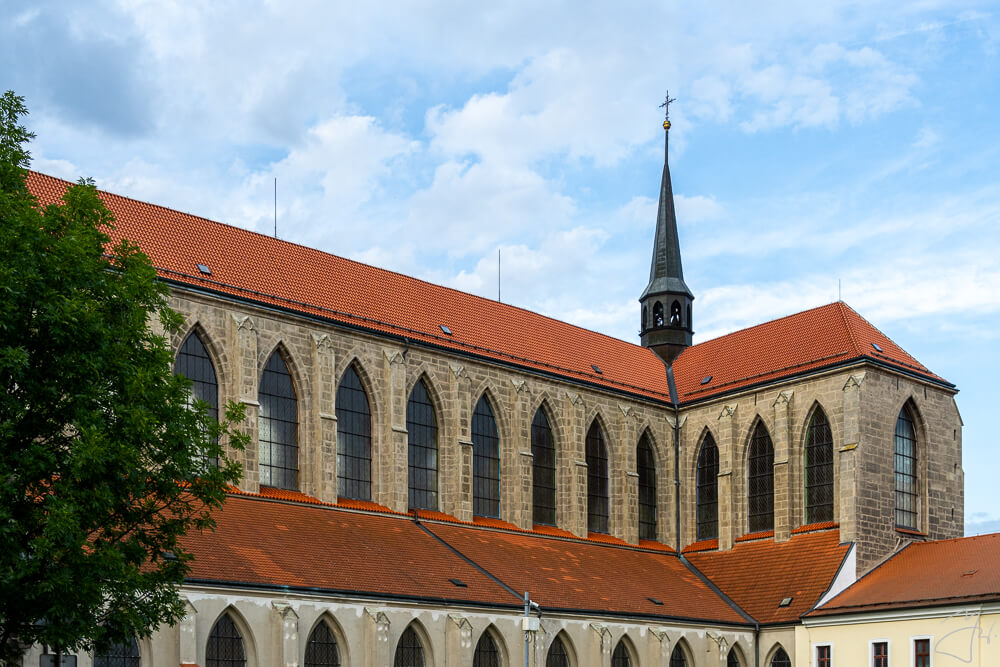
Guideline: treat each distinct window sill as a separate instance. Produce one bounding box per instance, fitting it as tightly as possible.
[895,526,928,537]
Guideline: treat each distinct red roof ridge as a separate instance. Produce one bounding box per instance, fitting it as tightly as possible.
[836,301,935,375]
[834,301,863,358]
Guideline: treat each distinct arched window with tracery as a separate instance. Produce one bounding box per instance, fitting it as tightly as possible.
[697,433,719,540]
[770,647,791,667]
[670,300,682,325]
[93,637,140,667]
[258,350,298,490]
[473,632,501,667]
[206,614,246,667]
[472,394,501,518]
[336,365,372,500]
[669,645,687,667]
[394,627,425,667]
[895,405,918,529]
[586,421,609,534]
[407,379,438,511]
[653,302,664,326]
[727,648,741,667]
[546,636,570,667]
[305,622,341,667]
[612,640,631,667]
[531,407,557,526]
[637,434,657,540]
[175,329,219,466]
[748,421,774,533]
[805,408,834,523]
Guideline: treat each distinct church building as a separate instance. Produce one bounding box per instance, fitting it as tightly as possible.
[23,113,963,667]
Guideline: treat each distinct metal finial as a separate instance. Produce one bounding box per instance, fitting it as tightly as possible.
[659,92,676,130]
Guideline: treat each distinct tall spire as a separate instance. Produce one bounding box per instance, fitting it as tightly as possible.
[639,93,694,367]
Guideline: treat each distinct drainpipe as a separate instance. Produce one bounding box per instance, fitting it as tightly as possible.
[665,366,681,553]
[754,622,760,667]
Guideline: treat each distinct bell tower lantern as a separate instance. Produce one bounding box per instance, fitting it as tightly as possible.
[640,93,694,367]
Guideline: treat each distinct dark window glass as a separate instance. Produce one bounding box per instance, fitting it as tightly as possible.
[612,641,631,667]
[93,637,140,667]
[473,632,500,667]
[258,351,298,490]
[895,406,918,529]
[806,409,834,523]
[531,408,557,526]
[394,627,424,667]
[873,641,888,667]
[586,421,609,534]
[305,623,341,667]
[206,614,246,667]
[472,395,501,518]
[407,380,438,511]
[670,300,682,325]
[769,648,790,667]
[547,636,570,667]
[669,645,687,667]
[653,302,664,327]
[816,645,831,667]
[336,366,372,500]
[174,330,219,467]
[637,434,657,540]
[748,422,775,533]
[697,434,720,540]
[727,649,741,667]
[914,638,930,667]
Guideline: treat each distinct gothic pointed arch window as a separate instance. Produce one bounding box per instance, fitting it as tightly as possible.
[258,350,298,490]
[174,329,219,466]
[206,613,246,667]
[305,621,341,667]
[612,640,631,667]
[669,645,687,667]
[394,626,425,667]
[93,637,140,667]
[895,404,918,529]
[727,648,741,667]
[472,394,501,518]
[769,647,791,667]
[670,300,682,325]
[586,421,609,534]
[637,433,657,540]
[336,365,372,501]
[642,306,648,331]
[805,408,834,523]
[407,379,438,511]
[473,631,501,667]
[546,636,570,667]
[531,407,557,526]
[697,433,720,540]
[653,301,664,327]
[748,421,775,533]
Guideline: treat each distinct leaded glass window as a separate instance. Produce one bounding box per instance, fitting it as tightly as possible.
[586,421,609,534]
[727,648,741,667]
[336,366,372,500]
[472,395,501,518]
[805,408,834,523]
[769,648,790,667]
[748,421,774,533]
[305,622,341,667]
[473,632,500,667]
[637,434,657,540]
[895,406,918,529]
[394,627,425,667]
[547,636,569,667]
[259,351,298,490]
[669,645,687,667]
[206,614,246,667]
[93,637,140,667]
[612,641,631,667]
[407,380,438,511]
[174,330,219,466]
[697,434,719,540]
[531,408,556,526]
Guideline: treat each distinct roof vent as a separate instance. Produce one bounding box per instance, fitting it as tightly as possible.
[647,597,663,606]
[962,569,978,577]
[196,263,212,275]
[591,364,603,374]
[871,342,883,353]
[439,325,452,335]
[779,597,793,607]
[449,578,468,588]
[700,375,712,385]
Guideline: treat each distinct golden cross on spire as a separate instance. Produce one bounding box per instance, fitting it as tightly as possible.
[659,91,676,129]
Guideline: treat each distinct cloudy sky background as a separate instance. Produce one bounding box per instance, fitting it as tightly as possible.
[4,1,999,533]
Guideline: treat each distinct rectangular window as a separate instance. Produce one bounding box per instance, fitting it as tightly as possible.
[872,642,888,667]
[816,645,831,667]
[914,638,930,667]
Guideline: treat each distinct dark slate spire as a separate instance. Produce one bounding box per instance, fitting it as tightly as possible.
[639,95,694,366]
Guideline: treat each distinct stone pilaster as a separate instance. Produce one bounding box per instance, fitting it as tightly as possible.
[449,363,473,520]
[363,608,390,667]
[717,402,738,550]
[648,628,670,667]
[590,624,612,667]
[772,391,794,542]
[382,348,408,512]
[839,372,865,545]
[446,615,473,667]
[311,334,338,502]
[271,601,299,667]
[231,314,260,492]
[509,379,533,528]
[564,391,588,537]
[178,597,198,667]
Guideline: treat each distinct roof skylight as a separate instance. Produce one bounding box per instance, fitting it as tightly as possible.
[439,325,452,335]
[647,597,663,606]
[196,263,212,275]
[448,578,468,588]
[700,376,712,385]
[591,364,603,374]
[871,342,883,353]
[779,597,793,607]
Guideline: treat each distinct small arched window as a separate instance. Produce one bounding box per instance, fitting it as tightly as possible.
[697,433,720,541]
[259,350,298,490]
[748,421,775,533]
[394,627,425,667]
[770,648,791,667]
[727,648,741,667]
[637,434,657,540]
[531,408,557,526]
[546,636,570,667]
[206,614,246,667]
[895,405,918,529]
[641,306,648,331]
[586,421,609,534]
[336,366,372,501]
[669,645,687,667]
[305,622,341,667]
[612,640,631,667]
[805,408,834,523]
[687,304,692,330]
[175,329,219,466]
[407,379,438,511]
[670,300,682,325]
[653,301,664,327]
[94,637,140,667]
[472,394,501,518]
[473,632,501,667]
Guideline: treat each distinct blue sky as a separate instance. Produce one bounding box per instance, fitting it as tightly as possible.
[4,1,999,533]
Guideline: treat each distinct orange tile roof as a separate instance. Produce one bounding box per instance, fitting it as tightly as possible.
[809,533,1000,617]
[23,171,951,404]
[686,529,851,625]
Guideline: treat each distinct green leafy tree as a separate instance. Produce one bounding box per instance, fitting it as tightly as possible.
[0,91,247,664]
